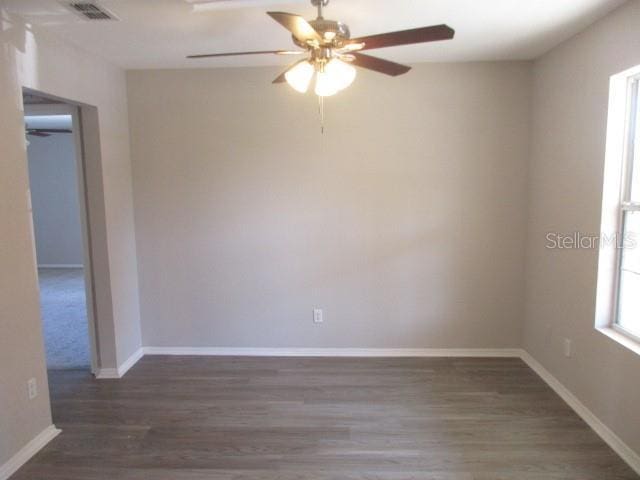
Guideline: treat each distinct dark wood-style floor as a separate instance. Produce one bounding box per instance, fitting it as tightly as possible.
[13,356,639,479]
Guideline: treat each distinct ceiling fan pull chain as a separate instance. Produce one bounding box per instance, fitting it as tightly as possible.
[318,95,325,135]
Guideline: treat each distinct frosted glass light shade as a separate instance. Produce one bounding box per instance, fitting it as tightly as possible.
[315,58,356,97]
[324,58,356,91]
[315,70,338,97]
[285,61,314,93]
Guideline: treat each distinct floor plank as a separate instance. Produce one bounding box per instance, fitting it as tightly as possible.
[11,356,639,479]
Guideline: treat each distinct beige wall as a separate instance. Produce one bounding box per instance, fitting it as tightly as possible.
[0,11,141,465]
[127,62,531,349]
[524,0,640,455]
[0,16,52,467]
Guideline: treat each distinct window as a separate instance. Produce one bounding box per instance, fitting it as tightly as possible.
[614,74,640,341]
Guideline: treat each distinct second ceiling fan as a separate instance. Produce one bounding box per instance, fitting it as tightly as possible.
[188,0,455,97]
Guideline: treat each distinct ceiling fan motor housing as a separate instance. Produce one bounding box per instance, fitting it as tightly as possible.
[293,18,350,49]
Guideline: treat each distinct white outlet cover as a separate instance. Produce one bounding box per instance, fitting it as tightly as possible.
[27,378,37,400]
[313,309,323,323]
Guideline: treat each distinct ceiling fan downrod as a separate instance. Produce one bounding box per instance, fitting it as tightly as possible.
[311,0,329,20]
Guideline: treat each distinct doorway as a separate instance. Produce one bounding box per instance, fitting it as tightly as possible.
[24,91,98,373]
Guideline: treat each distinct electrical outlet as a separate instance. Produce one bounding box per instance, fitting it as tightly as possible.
[563,338,573,358]
[27,378,37,400]
[313,308,323,324]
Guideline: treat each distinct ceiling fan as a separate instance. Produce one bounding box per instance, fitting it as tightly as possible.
[26,128,72,137]
[187,0,455,97]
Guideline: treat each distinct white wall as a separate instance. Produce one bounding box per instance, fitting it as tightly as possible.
[524,0,640,456]
[0,10,141,466]
[27,131,84,266]
[127,62,531,350]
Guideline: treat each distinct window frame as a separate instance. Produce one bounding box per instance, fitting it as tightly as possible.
[612,73,640,342]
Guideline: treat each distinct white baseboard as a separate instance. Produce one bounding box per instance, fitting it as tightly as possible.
[37,264,83,269]
[94,368,119,379]
[117,348,144,377]
[520,350,640,475]
[0,425,60,480]
[94,347,144,379]
[142,347,523,357]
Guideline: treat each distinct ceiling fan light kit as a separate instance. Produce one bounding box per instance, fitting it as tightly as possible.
[285,57,355,96]
[188,0,455,97]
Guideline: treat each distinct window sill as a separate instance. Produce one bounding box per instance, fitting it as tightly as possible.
[597,327,640,356]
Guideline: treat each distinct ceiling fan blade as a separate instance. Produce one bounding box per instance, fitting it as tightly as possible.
[272,59,306,84]
[188,50,303,59]
[351,24,454,51]
[348,53,411,76]
[34,128,72,133]
[267,12,322,44]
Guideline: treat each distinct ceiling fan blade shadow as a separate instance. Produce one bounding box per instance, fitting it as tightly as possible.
[349,53,411,76]
[267,12,322,44]
[351,24,454,51]
[188,50,303,59]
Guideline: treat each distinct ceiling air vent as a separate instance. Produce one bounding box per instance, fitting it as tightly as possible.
[67,2,119,20]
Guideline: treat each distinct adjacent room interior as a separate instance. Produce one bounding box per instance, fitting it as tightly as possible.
[24,97,94,372]
[1,1,639,479]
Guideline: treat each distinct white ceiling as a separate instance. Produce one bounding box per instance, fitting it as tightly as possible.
[5,0,627,69]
